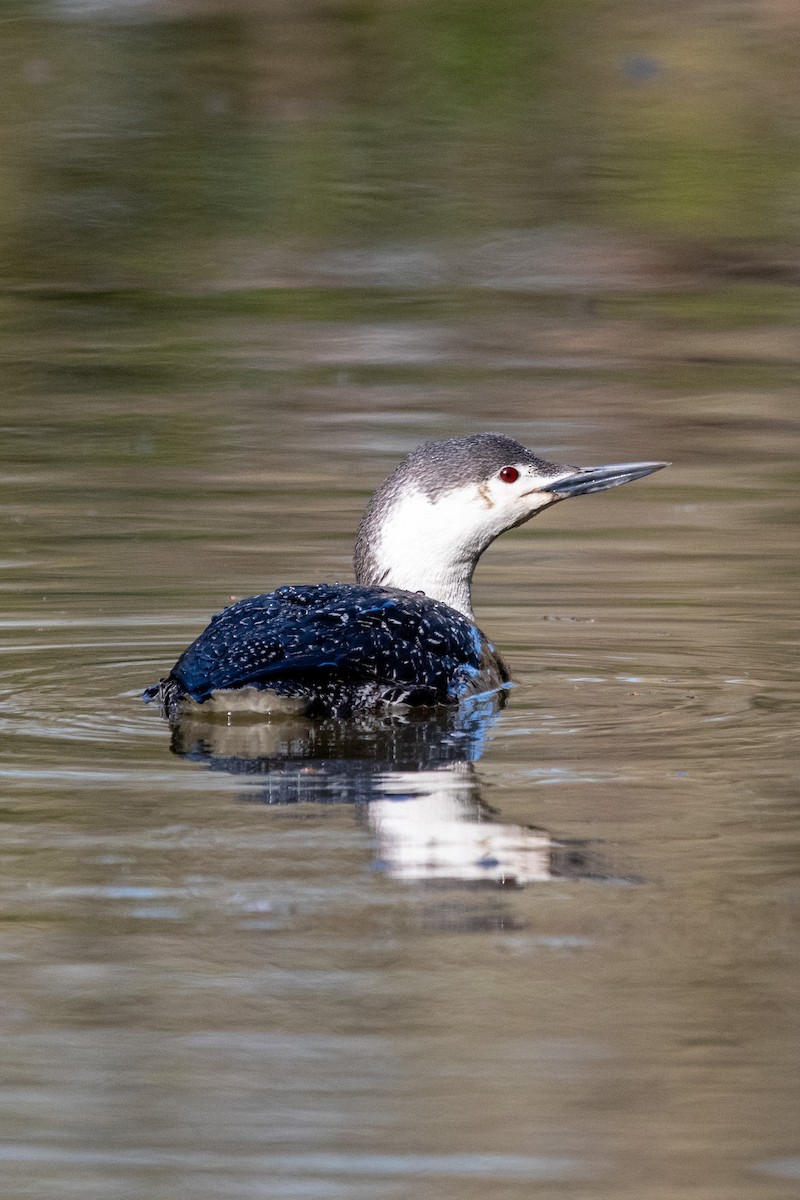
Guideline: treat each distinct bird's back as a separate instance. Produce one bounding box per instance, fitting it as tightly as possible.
[145,583,509,720]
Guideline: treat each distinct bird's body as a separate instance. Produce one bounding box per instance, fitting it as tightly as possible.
[151,583,507,720]
[146,433,666,722]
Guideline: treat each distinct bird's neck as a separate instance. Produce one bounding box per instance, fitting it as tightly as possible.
[354,485,494,621]
[376,553,476,621]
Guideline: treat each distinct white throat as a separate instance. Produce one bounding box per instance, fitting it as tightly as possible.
[362,485,508,619]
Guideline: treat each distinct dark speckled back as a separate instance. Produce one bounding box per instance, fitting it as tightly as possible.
[151,583,508,719]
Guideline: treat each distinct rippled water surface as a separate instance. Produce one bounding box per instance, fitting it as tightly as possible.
[1,282,798,1200]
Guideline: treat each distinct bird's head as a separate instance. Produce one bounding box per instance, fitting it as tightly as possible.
[354,433,668,618]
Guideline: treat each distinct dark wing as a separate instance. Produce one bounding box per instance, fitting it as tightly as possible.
[164,583,487,707]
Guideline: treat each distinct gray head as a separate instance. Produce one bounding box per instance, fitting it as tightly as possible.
[354,432,668,619]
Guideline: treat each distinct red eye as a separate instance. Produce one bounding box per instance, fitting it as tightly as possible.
[499,466,519,484]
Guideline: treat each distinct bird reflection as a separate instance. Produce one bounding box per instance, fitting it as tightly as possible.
[169,696,604,887]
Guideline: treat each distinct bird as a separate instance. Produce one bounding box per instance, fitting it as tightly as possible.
[144,433,667,722]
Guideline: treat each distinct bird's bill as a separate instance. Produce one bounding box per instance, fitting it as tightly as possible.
[546,460,669,498]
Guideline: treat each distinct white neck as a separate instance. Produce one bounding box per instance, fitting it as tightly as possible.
[356,485,509,620]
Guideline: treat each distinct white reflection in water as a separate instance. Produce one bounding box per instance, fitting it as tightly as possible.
[0,1144,602,1180]
[371,767,555,884]
[169,697,610,888]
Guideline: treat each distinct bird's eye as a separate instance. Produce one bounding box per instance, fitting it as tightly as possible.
[499,466,520,484]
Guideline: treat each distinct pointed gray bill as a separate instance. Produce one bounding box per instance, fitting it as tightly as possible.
[548,460,670,498]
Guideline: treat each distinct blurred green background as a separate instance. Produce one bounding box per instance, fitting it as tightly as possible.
[3,0,799,293]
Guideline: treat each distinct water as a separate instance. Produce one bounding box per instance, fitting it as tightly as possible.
[1,285,798,1200]
[2,3,800,1197]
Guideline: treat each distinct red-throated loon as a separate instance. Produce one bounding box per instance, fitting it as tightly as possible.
[144,433,668,721]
